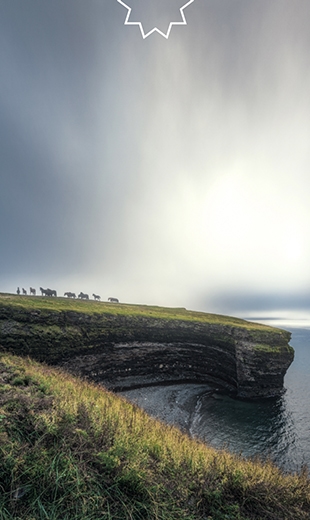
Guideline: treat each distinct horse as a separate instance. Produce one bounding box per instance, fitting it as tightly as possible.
[64,292,76,298]
[108,297,119,303]
[93,293,101,301]
[40,287,57,297]
[16,287,20,295]
[30,287,36,295]
[22,288,27,295]
[78,292,89,300]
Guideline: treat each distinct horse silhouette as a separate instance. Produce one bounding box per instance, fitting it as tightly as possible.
[40,287,57,297]
[108,297,119,303]
[64,292,76,298]
[30,287,36,295]
[93,293,101,301]
[78,292,89,300]
[22,288,27,295]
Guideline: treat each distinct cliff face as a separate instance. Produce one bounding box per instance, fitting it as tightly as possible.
[0,298,294,398]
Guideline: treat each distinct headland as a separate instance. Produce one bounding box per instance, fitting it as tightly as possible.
[0,293,294,398]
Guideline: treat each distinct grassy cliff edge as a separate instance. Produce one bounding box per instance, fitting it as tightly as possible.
[0,294,307,519]
[0,353,309,520]
[0,293,294,399]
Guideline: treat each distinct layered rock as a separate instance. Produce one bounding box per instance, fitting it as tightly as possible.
[0,298,294,398]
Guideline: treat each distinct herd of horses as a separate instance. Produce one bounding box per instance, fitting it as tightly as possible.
[16,287,119,303]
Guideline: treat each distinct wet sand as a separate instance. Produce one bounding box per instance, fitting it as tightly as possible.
[120,383,213,434]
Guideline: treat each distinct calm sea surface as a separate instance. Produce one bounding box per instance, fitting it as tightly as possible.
[121,323,310,473]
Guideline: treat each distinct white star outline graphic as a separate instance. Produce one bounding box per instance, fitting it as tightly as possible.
[117,0,195,39]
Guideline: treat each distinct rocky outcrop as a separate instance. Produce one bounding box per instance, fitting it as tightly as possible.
[0,299,294,398]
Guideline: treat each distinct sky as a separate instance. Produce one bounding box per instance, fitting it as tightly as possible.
[1,0,310,318]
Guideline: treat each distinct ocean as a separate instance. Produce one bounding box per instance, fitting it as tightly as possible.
[121,322,310,473]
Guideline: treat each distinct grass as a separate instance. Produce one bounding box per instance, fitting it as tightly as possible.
[0,292,286,333]
[0,353,309,520]
[253,343,295,354]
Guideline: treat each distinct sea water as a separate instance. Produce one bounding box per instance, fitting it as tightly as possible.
[121,324,310,473]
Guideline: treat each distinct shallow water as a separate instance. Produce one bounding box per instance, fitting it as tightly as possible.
[121,326,310,472]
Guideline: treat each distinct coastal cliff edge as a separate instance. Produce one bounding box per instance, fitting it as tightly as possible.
[0,294,294,398]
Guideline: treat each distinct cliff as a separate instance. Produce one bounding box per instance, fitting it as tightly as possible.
[0,293,294,398]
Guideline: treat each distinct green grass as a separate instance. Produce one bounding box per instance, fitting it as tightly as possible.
[253,343,295,354]
[0,353,309,520]
[0,292,285,333]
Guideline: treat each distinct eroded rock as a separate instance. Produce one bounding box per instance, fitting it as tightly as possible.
[0,300,294,398]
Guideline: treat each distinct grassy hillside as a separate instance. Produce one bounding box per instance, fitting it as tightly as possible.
[0,353,309,520]
[0,292,282,332]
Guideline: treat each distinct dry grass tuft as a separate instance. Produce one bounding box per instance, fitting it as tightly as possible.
[0,353,309,519]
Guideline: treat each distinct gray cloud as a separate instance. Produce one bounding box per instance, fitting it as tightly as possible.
[1,0,310,313]
[210,291,310,315]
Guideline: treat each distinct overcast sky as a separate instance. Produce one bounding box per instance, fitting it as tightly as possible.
[1,0,310,317]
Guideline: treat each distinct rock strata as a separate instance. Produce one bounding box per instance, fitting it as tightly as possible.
[0,298,294,398]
